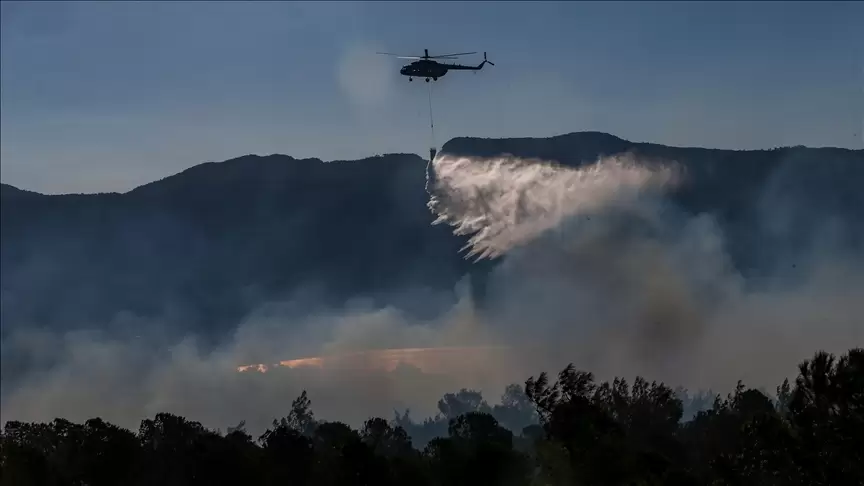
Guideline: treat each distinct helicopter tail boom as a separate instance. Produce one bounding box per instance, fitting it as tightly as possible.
[445,52,495,71]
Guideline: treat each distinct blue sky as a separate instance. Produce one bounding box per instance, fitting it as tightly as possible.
[1,1,861,194]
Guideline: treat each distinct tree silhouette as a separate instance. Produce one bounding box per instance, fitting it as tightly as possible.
[2,347,861,486]
[271,389,316,437]
[492,384,538,434]
[259,418,313,486]
[437,388,492,420]
[425,412,530,486]
[789,348,864,485]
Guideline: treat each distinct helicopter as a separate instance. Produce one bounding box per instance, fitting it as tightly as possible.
[377,49,494,82]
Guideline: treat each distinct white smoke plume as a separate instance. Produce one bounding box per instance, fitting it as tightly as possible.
[0,295,514,436]
[425,151,863,391]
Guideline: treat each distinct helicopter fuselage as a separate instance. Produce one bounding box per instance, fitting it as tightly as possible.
[400,60,449,80]
[392,51,492,82]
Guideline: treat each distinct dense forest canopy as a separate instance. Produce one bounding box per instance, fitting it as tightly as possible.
[2,347,861,486]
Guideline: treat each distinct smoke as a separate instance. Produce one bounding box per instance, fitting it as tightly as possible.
[2,151,862,437]
[426,151,863,391]
[0,291,514,436]
[336,42,394,109]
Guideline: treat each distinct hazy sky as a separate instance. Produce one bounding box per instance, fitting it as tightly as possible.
[1,1,862,194]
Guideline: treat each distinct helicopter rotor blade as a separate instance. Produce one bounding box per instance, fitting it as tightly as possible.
[391,56,460,60]
[376,50,475,61]
[376,52,414,57]
[376,52,437,60]
[428,51,477,58]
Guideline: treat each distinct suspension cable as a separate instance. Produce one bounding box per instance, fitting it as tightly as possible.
[428,82,435,150]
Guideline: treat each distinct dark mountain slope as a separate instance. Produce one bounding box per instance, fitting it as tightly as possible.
[2,132,862,345]
[1,153,473,341]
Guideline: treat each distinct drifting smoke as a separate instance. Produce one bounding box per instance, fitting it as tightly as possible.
[427,151,862,390]
[2,150,862,436]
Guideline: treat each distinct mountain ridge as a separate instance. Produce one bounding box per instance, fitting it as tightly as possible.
[3,132,858,197]
[1,131,862,354]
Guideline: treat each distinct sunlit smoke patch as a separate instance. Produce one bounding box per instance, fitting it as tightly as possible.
[237,363,272,373]
[237,345,513,375]
[427,153,681,260]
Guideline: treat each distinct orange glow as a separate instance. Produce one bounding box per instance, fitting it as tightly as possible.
[277,357,324,369]
[236,345,511,374]
[237,363,270,373]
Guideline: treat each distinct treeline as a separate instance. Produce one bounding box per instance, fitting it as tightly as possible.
[1,348,861,485]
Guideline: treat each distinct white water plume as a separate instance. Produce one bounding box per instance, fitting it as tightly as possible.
[424,150,863,394]
[427,153,681,260]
